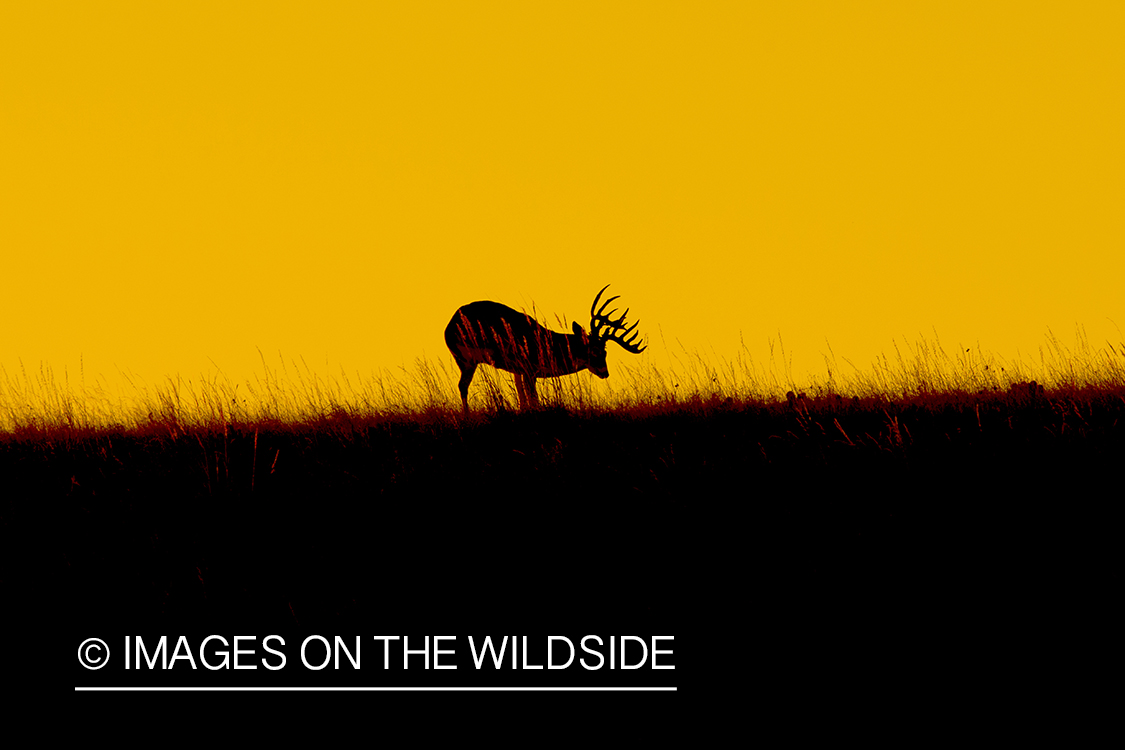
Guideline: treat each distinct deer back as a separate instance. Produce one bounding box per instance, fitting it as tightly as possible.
[445,301,584,376]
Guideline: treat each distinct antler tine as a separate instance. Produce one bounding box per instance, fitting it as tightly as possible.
[591,284,612,318]
[588,284,646,353]
[594,295,621,320]
[604,318,646,353]
[617,318,639,336]
[605,307,630,327]
[615,328,647,353]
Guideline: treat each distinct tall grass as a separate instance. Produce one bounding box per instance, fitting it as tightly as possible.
[3,329,1123,435]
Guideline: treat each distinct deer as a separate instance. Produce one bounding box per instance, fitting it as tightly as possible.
[445,285,647,414]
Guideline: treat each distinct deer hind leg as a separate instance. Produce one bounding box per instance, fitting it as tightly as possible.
[526,375,539,408]
[456,362,477,414]
[514,373,529,410]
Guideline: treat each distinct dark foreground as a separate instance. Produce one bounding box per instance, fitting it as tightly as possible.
[27,387,1124,634]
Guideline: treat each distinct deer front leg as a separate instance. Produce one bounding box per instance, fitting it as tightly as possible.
[456,362,476,415]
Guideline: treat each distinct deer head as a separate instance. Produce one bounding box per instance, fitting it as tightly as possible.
[585,284,647,378]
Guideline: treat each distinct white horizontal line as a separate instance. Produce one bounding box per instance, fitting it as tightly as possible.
[76,686,677,692]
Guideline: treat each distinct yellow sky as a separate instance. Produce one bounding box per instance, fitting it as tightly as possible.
[2,2,1122,397]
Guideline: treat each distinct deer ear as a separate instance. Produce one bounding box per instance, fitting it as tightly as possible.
[573,321,585,337]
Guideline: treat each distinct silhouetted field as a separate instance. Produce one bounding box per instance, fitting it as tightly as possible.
[24,377,1123,630]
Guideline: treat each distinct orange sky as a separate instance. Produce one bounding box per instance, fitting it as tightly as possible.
[2,3,1122,401]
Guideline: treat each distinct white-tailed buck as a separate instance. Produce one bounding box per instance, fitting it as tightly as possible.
[445,285,647,413]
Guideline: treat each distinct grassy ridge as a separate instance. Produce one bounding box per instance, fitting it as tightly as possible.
[10,335,1122,627]
[6,327,1122,432]
[36,378,1125,628]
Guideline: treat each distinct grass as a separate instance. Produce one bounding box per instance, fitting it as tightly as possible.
[5,329,1123,437]
[24,330,1124,631]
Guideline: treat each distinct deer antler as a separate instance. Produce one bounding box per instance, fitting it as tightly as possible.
[590,284,647,354]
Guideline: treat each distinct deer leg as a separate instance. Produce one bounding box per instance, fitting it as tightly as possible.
[514,373,528,410]
[526,375,539,408]
[457,362,477,414]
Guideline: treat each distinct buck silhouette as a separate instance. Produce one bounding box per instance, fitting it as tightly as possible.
[445,285,647,413]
